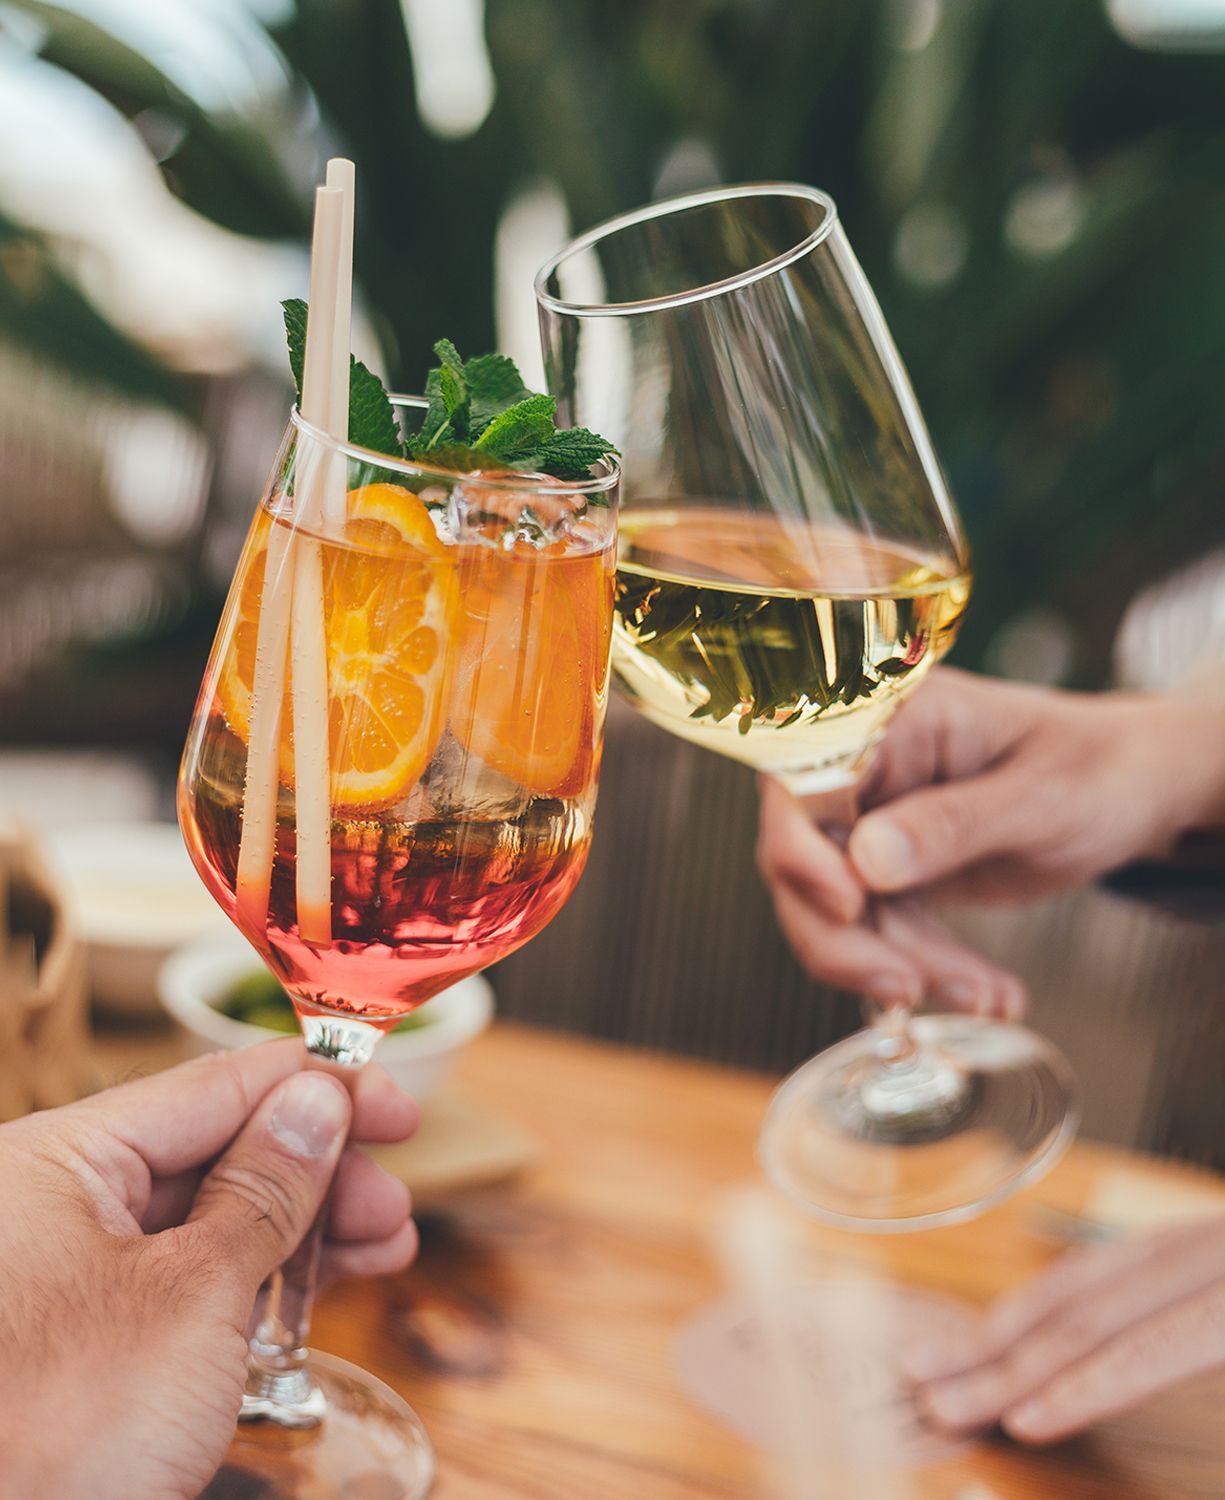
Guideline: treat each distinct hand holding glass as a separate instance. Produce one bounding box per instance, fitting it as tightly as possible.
[180,401,617,1494]
[536,184,1076,1229]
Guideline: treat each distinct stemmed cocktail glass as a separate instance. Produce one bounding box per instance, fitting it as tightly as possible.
[535,183,1077,1231]
[179,398,618,1495]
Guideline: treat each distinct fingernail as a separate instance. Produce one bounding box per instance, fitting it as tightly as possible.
[270,1073,349,1157]
[853,819,915,887]
[1003,1399,1045,1441]
[864,972,920,1009]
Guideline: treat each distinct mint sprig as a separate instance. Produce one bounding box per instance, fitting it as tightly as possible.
[282,299,401,457]
[282,302,617,486]
[406,339,617,482]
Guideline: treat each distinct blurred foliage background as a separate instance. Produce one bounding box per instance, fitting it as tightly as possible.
[5,0,1225,1107]
[4,0,1225,737]
[5,0,1225,742]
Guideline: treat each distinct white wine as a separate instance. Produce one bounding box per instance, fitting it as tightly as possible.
[613,507,970,791]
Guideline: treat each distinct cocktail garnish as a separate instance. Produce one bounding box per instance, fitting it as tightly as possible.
[281,301,617,483]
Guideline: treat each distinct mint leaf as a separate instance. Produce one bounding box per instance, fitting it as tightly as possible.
[417,442,497,472]
[282,317,617,485]
[474,393,557,463]
[433,338,465,386]
[347,356,402,455]
[411,367,452,453]
[534,425,619,481]
[282,298,402,456]
[465,353,532,434]
[433,338,468,435]
[282,298,307,403]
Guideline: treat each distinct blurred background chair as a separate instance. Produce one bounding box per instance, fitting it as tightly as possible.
[4,0,1225,1165]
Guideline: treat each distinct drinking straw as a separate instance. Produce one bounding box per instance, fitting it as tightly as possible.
[290,166,356,944]
[236,172,352,943]
[323,156,355,527]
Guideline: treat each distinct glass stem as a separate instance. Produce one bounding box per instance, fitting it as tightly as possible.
[240,1012,385,1429]
[863,996,921,1067]
[854,995,968,1135]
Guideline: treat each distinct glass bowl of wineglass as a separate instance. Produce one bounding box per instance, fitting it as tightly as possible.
[180,397,618,1493]
[535,183,1078,1231]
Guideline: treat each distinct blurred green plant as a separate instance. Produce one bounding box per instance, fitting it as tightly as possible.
[5,0,1225,682]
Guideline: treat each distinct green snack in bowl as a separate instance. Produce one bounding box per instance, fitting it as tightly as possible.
[214,969,433,1034]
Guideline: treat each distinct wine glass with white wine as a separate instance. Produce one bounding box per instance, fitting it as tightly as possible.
[535,183,1078,1230]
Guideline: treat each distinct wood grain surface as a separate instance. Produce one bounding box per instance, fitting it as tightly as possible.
[296,1023,1225,1499]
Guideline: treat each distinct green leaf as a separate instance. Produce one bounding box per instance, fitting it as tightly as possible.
[410,367,451,454]
[282,297,402,457]
[282,298,307,404]
[413,442,494,472]
[433,337,468,436]
[433,337,466,387]
[465,352,532,434]
[338,331,618,484]
[534,425,619,480]
[347,355,402,455]
[474,393,557,462]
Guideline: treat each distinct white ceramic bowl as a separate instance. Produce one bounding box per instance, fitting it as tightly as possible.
[159,930,494,1103]
[46,822,230,1016]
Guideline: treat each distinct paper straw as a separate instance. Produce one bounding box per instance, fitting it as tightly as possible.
[324,156,355,528]
[234,520,294,935]
[236,176,351,943]
[290,177,353,944]
[290,536,333,943]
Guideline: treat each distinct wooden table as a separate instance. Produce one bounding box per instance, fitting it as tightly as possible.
[94,1021,1225,1498]
[317,1025,1224,1500]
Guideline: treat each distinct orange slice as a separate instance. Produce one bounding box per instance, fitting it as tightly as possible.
[449,539,613,798]
[216,483,458,809]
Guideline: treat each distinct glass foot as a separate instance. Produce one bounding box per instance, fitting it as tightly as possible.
[759,1015,1079,1232]
[200,1352,434,1500]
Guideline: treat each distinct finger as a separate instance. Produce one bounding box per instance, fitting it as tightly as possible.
[141,1168,201,1233]
[772,881,923,1008]
[757,776,865,923]
[849,769,1038,896]
[903,1234,1158,1384]
[144,1142,412,1241]
[1003,1278,1225,1444]
[328,1147,412,1244]
[348,1066,419,1145]
[874,902,1027,1019]
[85,1037,412,1184]
[859,668,1026,810]
[319,1217,419,1288]
[84,1040,308,1175]
[183,1071,351,1300]
[917,1224,1225,1433]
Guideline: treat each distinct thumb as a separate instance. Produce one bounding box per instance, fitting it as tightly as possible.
[848,771,1032,894]
[186,1070,350,1296]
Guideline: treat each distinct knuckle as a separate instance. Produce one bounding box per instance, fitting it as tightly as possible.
[204,1157,305,1243]
[915,795,971,861]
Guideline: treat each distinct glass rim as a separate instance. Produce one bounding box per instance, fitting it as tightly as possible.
[534,182,839,319]
[289,394,621,497]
